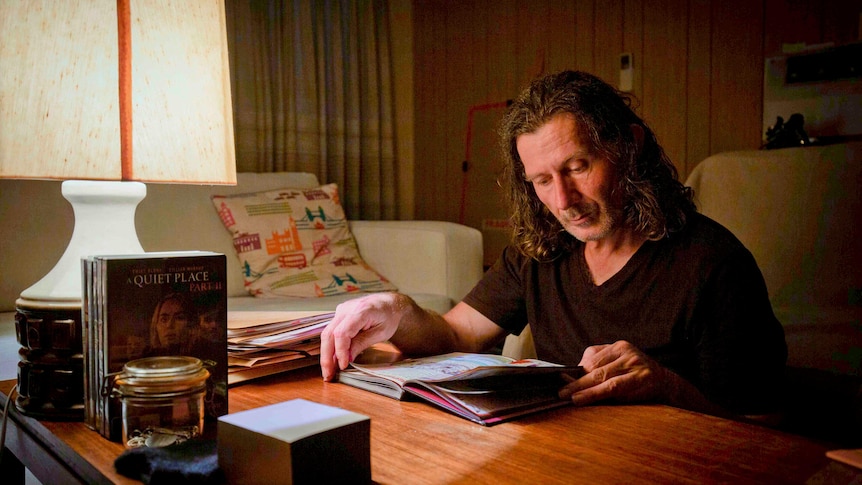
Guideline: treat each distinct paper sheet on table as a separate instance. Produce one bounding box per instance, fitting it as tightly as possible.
[228,310,333,331]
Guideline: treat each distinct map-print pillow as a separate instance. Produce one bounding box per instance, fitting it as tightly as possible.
[212,184,397,297]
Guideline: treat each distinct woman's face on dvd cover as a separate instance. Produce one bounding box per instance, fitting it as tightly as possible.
[154,298,192,347]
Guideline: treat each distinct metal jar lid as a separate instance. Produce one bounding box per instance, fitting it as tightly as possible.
[112,356,210,398]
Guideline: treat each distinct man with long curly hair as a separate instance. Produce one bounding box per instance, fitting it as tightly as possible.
[320,71,786,419]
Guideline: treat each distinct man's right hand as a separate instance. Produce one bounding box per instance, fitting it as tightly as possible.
[319,292,411,381]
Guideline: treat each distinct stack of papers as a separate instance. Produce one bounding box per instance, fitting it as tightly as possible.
[228,311,335,384]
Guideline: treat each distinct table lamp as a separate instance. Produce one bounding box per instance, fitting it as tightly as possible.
[0,0,236,418]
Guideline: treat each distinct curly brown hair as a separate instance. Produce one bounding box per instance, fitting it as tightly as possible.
[499,70,695,261]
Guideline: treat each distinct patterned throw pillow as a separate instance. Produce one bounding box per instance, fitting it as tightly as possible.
[211,184,397,298]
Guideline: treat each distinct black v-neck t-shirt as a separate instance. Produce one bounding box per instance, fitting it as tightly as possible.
[463,213,787,414]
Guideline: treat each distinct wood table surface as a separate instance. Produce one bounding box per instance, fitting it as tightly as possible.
[1,363,859,484]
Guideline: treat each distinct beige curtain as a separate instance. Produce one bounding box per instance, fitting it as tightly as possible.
[225,0,399,220]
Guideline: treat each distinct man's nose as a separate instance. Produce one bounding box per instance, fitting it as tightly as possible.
[554,177,580,209]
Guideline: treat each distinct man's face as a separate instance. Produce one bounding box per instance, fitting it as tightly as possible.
[199,313,219,332]
[517,113,624,243]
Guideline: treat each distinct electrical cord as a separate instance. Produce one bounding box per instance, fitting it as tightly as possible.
[0,383,19,468]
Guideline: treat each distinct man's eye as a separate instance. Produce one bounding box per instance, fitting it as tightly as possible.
[568,162,588,174]
[533,178,551,187]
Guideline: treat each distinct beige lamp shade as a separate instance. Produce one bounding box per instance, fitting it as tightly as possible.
[0,0,236,309]
[0,0,236,184]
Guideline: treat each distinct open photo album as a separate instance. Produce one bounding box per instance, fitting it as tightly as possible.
[337,352,584,425]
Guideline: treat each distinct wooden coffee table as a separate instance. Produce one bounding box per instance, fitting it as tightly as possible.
[0,365,858,484]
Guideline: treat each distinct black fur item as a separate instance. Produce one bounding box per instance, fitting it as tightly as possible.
[114,439,224,485]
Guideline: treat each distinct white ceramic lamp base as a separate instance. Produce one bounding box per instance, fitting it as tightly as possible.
[16,180,146,311]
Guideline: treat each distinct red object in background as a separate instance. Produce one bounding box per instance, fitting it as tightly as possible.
[460,100,512,225]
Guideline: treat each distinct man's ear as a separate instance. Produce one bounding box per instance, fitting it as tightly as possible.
[630,124,645,155]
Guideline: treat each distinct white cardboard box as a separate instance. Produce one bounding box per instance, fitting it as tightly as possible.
[218,399,370,484]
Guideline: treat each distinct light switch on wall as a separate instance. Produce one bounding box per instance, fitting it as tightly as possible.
[619,53,633,92]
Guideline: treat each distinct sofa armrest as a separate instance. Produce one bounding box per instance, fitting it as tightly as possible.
[349,220,483,307]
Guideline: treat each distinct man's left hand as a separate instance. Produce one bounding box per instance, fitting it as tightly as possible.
[559,340,670,405]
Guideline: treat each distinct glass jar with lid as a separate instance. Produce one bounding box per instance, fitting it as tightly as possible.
[111,356,210,448]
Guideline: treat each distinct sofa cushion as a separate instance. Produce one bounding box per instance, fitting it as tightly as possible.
[212,184,396,298]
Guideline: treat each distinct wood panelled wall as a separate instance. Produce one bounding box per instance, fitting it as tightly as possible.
[411,0,861,230]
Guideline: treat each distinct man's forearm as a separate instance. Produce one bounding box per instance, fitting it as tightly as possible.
[662,369,732,419]
[387,296,459,355]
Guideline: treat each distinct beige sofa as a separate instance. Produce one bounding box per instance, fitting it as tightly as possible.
[0,172,484,315]
[688,142,862,444]
[686,142,862,376]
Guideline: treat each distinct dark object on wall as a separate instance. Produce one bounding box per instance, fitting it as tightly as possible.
[764,43,862,143]
[763,113,810,149]
[785,42,862,84]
